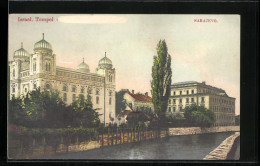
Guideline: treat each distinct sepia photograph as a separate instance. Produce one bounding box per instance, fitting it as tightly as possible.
[8,14,240,160]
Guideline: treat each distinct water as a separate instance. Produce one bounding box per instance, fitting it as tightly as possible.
[37,132,234,160]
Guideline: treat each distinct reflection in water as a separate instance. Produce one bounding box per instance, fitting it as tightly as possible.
[37,132,234,160]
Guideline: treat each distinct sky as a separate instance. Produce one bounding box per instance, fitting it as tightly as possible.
[9,14,240,115]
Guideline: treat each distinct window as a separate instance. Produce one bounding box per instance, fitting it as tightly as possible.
[96,89,100,95]
[88,88,92,94]
[201,97,205,102]
[180,91,182,95]
[129,103,132,108]
[33,84,37,89]
[168,99,171,104]
[49,63,51,71]
[81,88,84,93]
[96,96,99,104]
[109,90,112,96]
[174,91,176,95]
[173,99,176,104]
[179,99,182,103]
[72,86,76,92]
[13,69,15,77]
[72,94,76,102]
[186,90,189,94]
[12,88,15,93]
[25,88,27,93]
[33,63,36,71]
[63,85,67,91]
[192,90,194,94]
[180,106,183,112]
[186,98,189,103]
[191,98,194,102]
[173,107,176,112]
[168,107,171,112]
[63,93,67,101]
[46,84,50,89]
[109,97,112,105]
[46,62,48,71]
[109,75,113,82]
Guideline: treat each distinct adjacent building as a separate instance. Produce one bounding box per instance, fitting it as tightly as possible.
[168,81,236,126]
[9,34,116,125]
[124,90,154,113]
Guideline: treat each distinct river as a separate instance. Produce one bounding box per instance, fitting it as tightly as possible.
[37,132,235,160]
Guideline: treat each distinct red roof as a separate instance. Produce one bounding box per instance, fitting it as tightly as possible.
[128,93,152,102]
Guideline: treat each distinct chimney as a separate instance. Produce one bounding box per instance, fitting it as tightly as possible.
[202,81,206,84]
[145,92,148,97]
[132,90,134,94]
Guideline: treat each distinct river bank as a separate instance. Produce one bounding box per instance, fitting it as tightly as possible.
[203,132,240,160]
[168,126,239,136]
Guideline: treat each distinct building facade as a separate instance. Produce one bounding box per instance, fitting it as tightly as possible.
[168,81,235,126]
[9,34,116,125]
[124,90,154,113]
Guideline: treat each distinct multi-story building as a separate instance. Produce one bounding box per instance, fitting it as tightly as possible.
[168,81,236,126]
[8,33,116,125]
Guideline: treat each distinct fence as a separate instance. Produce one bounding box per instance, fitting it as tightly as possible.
[98,127,169,147]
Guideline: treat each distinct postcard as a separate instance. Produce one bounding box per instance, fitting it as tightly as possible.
[8,14,240,160]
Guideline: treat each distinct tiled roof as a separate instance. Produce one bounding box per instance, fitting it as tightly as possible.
[128,93,152,102]
[172,81,199,85]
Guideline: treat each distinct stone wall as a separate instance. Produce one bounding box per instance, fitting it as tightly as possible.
[168,126,240,136]
[203,132,240,160]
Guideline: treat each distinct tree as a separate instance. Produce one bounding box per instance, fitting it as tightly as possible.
[115,90,127,116]
[184,103,215,127]
[151,40,172,125]
[70,93,100,128]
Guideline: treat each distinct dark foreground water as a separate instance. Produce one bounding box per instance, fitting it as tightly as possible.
[38,132,234,160]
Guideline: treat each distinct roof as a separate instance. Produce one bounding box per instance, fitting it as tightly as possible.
[127,92,152,102]
[172,81,199,85]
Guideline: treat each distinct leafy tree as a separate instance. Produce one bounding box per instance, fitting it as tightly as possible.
[184,103,215,127]
[70,93,100,128]
[151,40,172,125]
[115,90,127,116]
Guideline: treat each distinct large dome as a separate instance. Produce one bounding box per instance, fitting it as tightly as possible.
[34,33,52,51]
[13,43,30,58]
[98,52,113,69]
[77,58,90,73]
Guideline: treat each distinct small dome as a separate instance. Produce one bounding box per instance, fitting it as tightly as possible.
[13,42,30,58]
[77,58,90,73]
[98,52,113,69]
[34,33,52,51]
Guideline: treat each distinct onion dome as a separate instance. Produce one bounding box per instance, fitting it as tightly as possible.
[34,33,52,51]
[13,42,30,58]
[77,58,90,73]
[98,52,113,69]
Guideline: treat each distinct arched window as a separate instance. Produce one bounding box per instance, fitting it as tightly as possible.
[109,90,112,96]
[25,88,27,93]
[63,85,67,91]
[96,89,100,95]
[13,69,15,77]
[12,88,15,93]
[72,94,76,102]
[46,83,50,89]
[81,88,84,93]
[63,93,67,101]
[72,86,76,92]
[109,97,112,105]
[34,84,37,89]
[96,96,99,104]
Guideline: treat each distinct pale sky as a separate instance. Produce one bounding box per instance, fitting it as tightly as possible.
[9,14,240,115]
